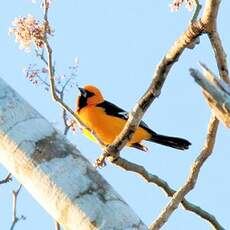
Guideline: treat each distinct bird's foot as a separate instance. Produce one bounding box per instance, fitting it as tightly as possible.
[94,155,107,168]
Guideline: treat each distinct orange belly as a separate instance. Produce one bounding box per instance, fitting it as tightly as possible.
[77,106,151,145]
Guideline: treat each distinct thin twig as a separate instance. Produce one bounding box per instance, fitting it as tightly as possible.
[34,50,62,94]
[10,184,25,230]
[44,41,105,144]
[35,46,75,137]
[60,77,75,136]
[99,0,225,229]
[35,49,48,66]
[42,1,104,147]
[191,0,202,22]
[0,173,12,185]
[101,0,223,166]
[149,116,220,230]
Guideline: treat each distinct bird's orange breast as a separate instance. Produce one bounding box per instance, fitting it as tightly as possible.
[77,106,151,145]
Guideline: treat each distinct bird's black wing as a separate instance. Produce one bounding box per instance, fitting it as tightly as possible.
[96,100,129,120]
[96,100,156,135]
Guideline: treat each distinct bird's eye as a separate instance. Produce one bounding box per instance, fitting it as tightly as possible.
[78,87,95,98]
[86,91,95,97]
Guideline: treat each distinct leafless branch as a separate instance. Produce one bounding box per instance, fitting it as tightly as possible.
[208,31,229,83]
[94,0,227,229]
[149,115,220,230]
[34,25,78,138]
[148,0,228,228]
[35,49,48,66]
[97,0,224,167]
[10,184,25,230]
[42,0,105,147]
[0,173,12,185]
[111,156,224,230]
[96,9,207,166]
[191,0,202,22]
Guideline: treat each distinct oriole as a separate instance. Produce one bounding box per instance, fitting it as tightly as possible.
[76,85,191,151]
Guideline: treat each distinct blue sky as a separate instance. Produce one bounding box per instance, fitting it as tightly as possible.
[1,0,230,229]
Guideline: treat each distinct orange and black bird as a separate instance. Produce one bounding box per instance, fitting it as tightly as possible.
[76,85,191,151]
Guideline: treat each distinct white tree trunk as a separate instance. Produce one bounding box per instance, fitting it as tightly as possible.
[0,77,147,230]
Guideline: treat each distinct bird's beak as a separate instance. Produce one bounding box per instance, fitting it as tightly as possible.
[78,87,87,97]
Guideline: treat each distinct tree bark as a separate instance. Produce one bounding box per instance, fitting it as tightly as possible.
[190,64,230,128]
[0,77,147,230]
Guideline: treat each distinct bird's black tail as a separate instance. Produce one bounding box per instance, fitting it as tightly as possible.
[148,134,191,150]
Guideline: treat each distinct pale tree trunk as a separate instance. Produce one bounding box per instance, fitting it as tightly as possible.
[0,77,147,230]
[190,64,230,128]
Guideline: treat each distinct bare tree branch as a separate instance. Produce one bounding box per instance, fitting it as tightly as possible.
[96,21,205,166]
[149,115,220,230]
[0,173,12,185]
[35,49,48,66]
[35,48,76,138]
[95,0,227,229]
[111,156,224,230]
[208,32,229,83]
[191,0,202,22]
[10,184,25,230]
[94,1,223,168]
[97,0,224,168]
[42,1,105,147]
[148,0,229,228]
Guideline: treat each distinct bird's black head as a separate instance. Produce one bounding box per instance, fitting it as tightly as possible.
[77,86,96,111]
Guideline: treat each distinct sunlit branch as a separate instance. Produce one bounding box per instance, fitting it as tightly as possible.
[149,116,220,230]
[111,156,224,229]
[149,1,227,228]
[96,12,206,166]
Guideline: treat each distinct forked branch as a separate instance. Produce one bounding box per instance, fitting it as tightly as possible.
[0,173,12,185]
[10,185,25,230]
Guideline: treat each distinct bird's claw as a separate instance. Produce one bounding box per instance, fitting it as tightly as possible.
[94,155,107,168]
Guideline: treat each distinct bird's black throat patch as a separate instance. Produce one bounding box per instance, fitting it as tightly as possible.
[77,90,95,112]
[77,95,87,111]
